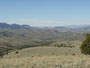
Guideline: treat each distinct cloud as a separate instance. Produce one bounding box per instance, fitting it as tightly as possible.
[18,18,65,27]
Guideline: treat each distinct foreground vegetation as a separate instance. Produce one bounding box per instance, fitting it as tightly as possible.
[1,55,90,68]
[80,33,90,55]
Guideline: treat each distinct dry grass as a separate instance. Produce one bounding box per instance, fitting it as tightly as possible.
[4,46,81,58]
[0,55,90,68]
[0,41,85,68]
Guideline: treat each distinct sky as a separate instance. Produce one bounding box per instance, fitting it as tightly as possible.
[0,0,90,27]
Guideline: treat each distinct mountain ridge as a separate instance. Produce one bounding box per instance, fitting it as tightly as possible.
[0,22,32,30]
[0,22,90,32]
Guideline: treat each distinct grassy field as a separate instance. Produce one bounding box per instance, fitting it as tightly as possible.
[4,41,81,58]
[1,40,88,68]
[4,46,80,58]
[1,55,90,68]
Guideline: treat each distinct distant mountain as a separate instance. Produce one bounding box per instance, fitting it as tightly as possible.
[0,22,90,32]
[66,25,90,32]
[0,22,89,41]
[0,22,32,30]
[54,25,90,32]
[0,23,10,28]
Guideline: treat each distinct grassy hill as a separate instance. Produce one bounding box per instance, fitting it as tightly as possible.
[1,41,89,68]
[0,28,88,68]
[0,28,85,58]
[1,40,84,68]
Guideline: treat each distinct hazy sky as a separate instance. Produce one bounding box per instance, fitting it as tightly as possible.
[0,0,90,27]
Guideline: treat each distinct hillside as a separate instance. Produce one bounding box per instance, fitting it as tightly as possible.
[0,22,89,58]
[0,23,89,68]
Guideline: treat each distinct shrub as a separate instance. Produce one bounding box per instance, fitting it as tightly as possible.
[0,49,4,58]
[80,33,90,55]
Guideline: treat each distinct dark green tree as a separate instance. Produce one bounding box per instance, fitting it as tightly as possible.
[0,49,4,58]
[80,33,90,55]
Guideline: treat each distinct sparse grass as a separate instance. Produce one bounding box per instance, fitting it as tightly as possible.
[0,40,83,68]
[1,55,90,68]
[4,46,81,58]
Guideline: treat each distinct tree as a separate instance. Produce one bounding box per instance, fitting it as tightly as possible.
[0,48,4,58]
[80,33,90,55]
[0,42,13,58]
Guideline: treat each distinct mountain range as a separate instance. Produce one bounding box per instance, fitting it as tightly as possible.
[0,22,32,30]
[0,22,90,32]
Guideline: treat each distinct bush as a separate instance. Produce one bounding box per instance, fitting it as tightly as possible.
[80,33,90,55]
[0,49,4,58]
